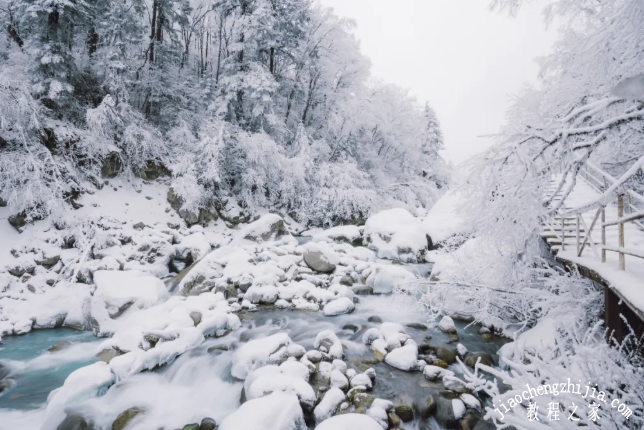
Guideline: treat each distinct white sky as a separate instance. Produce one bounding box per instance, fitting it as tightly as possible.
[316,0,557,164]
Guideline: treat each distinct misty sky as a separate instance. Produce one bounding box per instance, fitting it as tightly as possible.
[316,0,557,165]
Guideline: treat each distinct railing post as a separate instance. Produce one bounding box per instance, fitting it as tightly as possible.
[576,213,580,256]
[618,194,625,270]
[601,206,606,263]
[561,216,565,251]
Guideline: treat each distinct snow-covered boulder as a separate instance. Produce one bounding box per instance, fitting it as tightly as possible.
[233,213,291,244]
[384,340,419,371]
[91,270,169,335]
[422,189,468,244]
[311,225,363,247]
[315,414,383,430]
[437,316,456,334]
[245,361,316,410]
[301,242,339,273]
[314,387,345,424]
[231,333,292,379]
[219,391,306,430]
[323,297,355,316]
[363,208,429,262]
[366,265,417,294]
[314,330,343,359]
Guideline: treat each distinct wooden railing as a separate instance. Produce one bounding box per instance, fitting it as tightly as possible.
[545,162,644,271]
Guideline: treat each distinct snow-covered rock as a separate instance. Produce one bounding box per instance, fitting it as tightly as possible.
[384,340,419,371]
[314,387,345,424]
[366,265,417,294]
[323,297,355,316]
[363,208,429,262]
[314,330,343,360]
[437,316,456,334]
[423,365,454,381]
[233,214,291,244]
[311,225,363,246]
[219,391,306,430]
[91,270,169,335]
[422,189,468,243]
[315,414,383,430]
[231,333,292,379]
[245,361,316,410]
[301,242,339,273]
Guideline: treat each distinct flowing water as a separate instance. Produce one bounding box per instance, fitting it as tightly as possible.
[0,262,507,430]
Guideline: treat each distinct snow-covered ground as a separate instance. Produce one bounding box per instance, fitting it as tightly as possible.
[1,179,506,430]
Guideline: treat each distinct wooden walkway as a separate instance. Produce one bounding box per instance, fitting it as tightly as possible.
[541,163,644,342]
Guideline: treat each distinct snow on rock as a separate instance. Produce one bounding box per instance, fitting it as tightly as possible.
[423,365,454,381]
[301,242,339,273]
[174,232,211,261]
[422,189,468,243]
[437,316,456,334]
[367,399,393,430]
[232,333,292,379]
[91,270,169,335]
[315,414,383,430]
[366,265,417,294]
[460,393,481,410]
[384,340,419,371]
[45,362,115,426]
[311,225,363,246]
[452,398,466,420]
[314,387,346,424]
[245,361,316,410]
[349,373,373,390]
[232,213,292,245]
[323,297,355,316]
[314,330,343,360]
[363,208,429,262]
[219,391,306,430]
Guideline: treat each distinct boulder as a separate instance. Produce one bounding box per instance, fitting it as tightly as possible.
[394,404,414,422]
[417,394,437,419]
[199,418,217,430]
[236,214,289,243]
[464,352,494,368]
[303,251,336,273]
[111,408,143,430]
[56,415,95,430]
[48,341,72,353]
[434,347,457,364]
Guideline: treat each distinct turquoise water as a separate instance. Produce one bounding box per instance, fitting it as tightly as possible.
[0,329,99,410]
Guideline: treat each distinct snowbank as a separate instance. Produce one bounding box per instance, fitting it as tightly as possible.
[363,208,429,262]
[422,189,468,243]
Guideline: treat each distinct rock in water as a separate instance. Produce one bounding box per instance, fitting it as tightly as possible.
[437,316,456,333]
[394,404,414,422]
[199,418,217,430]
[111,408,143,430]
[48,341,72,353]
[218,391,306,430]
[56,415,94,430]
[464,352,493,368]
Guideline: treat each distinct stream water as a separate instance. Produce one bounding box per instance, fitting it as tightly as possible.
[0,261,507,430]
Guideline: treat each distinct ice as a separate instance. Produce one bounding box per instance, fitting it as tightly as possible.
[219,391,306,430]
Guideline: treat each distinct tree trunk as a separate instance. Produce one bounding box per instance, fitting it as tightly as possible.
[87,27,98,56]
[270,47,275,74]
[7,24,23,47]
[149,0,158,63]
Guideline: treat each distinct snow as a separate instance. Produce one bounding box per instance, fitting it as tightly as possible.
[44,362,115,427]
[314,387,345,423]
[423,365,454,381]
[313,330,343,360]
[350,373,373,390]
[245,362,316,409]
[384,340,419,371]
[232,213,293,245]
[422,189,467,243]
[363,208,428,262]
[310,225,362,245]
[91,270,169,335]
[366,264,417,294]
[231,333,292,379]
[323,297,355,316]
[460,393,481,410]
[452,398,466,419]
[315,414,383,430]
[437,315,456,333]
[175,232,211,261]
[219,391,306,430]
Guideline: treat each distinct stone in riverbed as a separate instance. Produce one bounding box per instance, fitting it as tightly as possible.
[56,415,94,430]
[207,344,229,353]
[199,418,217,430]
[181,424,199,430]
[432,359,448,369]
[417,394,436,419]
[96,348,122,363]
[388,412,402,427]
[342,323,359,332]
[394,404,414,422]
[367,316,382,323]
[437,316,457,334]
[189,311,202,326]
[406,322,428,330]
[48,341,72,353]
[111,408,143,430]
[464,352,493,368]
[303,251,336,273]
[434,346,456,364]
